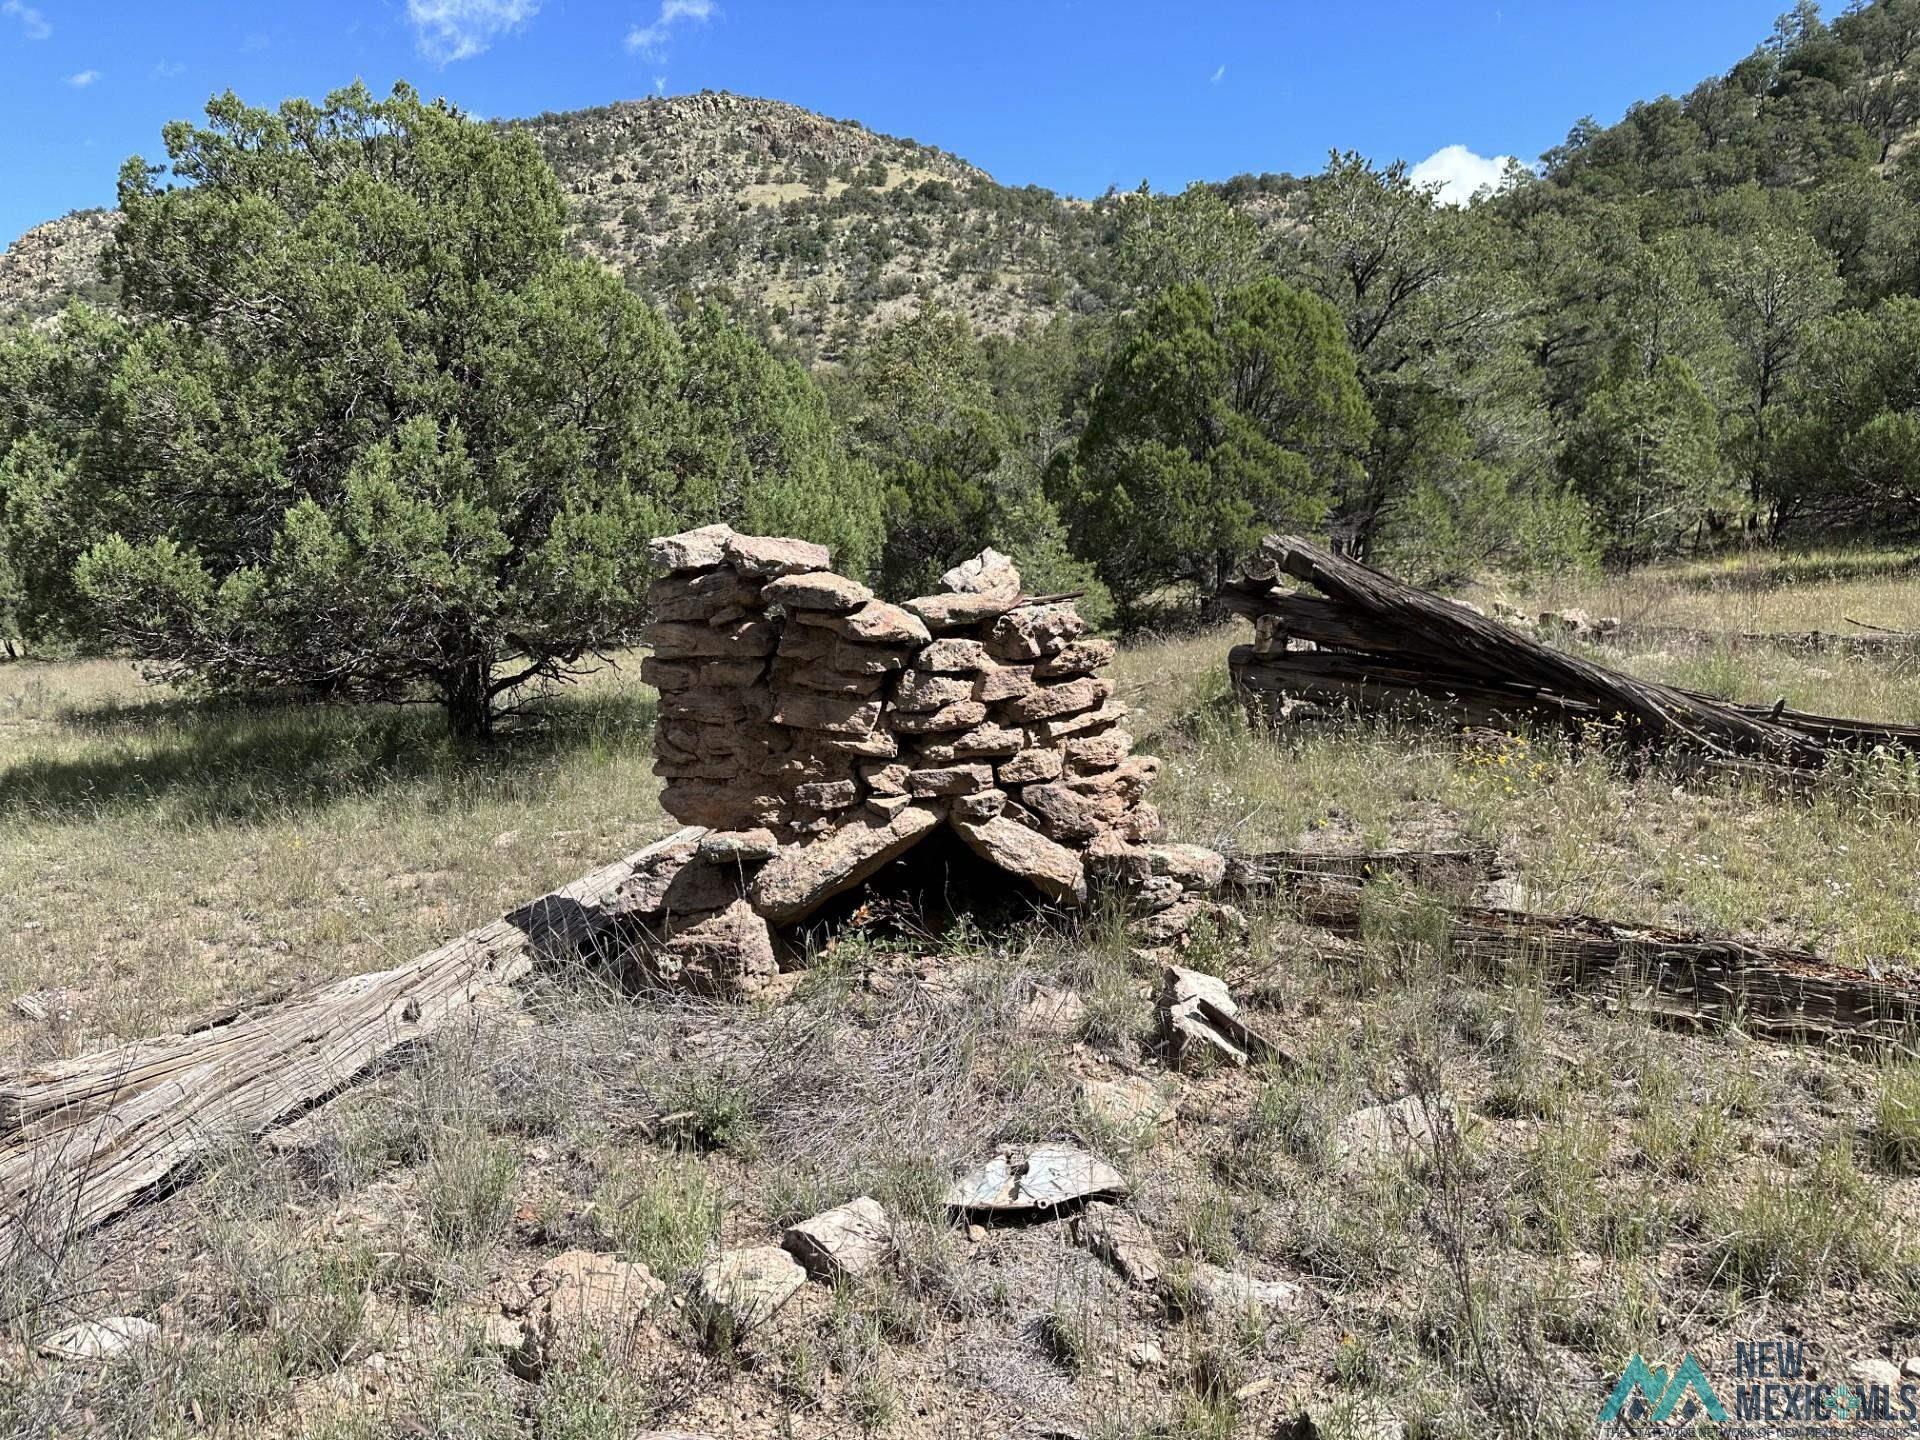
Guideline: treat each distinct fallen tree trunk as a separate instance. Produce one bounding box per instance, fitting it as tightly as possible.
[0,828,701,1251]
[1224,537,1920,767]
[1295,876,1920,1050]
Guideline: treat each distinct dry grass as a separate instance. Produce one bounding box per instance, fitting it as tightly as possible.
[1108,581,1920,964]
[0,655,666,1056]
[1539,544,1920,634]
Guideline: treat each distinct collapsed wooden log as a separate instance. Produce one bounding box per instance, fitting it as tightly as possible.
[1224,536,1920,768]
[1224,847,1500,899]
[1295,876,1920,1051]
[0,828,701,1251]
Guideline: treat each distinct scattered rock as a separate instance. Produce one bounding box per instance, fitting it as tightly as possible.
[1161,965,1289,1071]
[1478,875,1529,911]
[782,1196,892,1281]
[1189,1263,1311,1319]
[944,1143,1127,1216]
[480,1314,528,1354]
[1017,985,1087,1037]
[516,1251,663,1372]
[1080,1074,1178,1130]
[1146,844,1227,891]
[1127,1339,1165,1368]
[1071,1202,1164,1287]
[691,1246,807,1340]
[1332,1094,1460,1174]
[1852,1357,1903,1390]
[37,1316,158,1361]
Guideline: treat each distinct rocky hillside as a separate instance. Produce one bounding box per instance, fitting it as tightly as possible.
[0,93,1118,359]
[510,94,1116,359]
[0,209,117,324]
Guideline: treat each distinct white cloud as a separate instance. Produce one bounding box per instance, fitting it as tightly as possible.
[66,68,100,87]
[627,0,712,58]
[2,1,50,40]
[151,59,185,78]
[1210,64,1226,84]
[408,0,539,64]
[1408,144,1517,207]
[654,74,667,94]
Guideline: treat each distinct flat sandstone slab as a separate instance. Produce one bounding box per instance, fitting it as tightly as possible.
[750,803,944,923]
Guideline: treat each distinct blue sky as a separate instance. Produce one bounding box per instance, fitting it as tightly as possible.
[2,0,1790,246]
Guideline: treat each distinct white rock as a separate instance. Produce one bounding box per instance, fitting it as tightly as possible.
[1332,1094,1460,1174]
[782,1196,892,1281]
[1852,1357,1902,1389]
[1191,1263,1310,1318]
[691,1246,807,1338]
[37,1316,159,1361]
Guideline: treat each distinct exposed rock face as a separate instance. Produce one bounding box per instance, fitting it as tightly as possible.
[633,526,1228,984]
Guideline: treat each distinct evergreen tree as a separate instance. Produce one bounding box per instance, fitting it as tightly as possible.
[1056,279,1370,620]
[49,84,881,735]
[1565,356,1728,566]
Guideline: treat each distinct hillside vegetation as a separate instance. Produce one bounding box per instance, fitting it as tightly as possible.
[5,5,1920,712]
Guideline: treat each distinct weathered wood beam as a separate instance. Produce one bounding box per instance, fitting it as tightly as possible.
[1227,538,1920,766]
[0,828,703,1250]
[1294,875,1920,1051]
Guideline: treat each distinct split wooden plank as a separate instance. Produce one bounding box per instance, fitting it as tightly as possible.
[0,827,702,1249]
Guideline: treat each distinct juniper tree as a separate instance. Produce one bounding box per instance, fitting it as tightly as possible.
[1055,278,1370,621]
[63,83,881,736]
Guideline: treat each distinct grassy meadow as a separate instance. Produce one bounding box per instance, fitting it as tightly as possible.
[3,545,1920,1437]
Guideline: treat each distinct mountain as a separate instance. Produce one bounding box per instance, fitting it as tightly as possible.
[0,209,116,324]
[7,2,1920,351]
[0,93,1121,360]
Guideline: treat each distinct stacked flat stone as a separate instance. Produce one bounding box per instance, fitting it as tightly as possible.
[629,526,1228,995]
